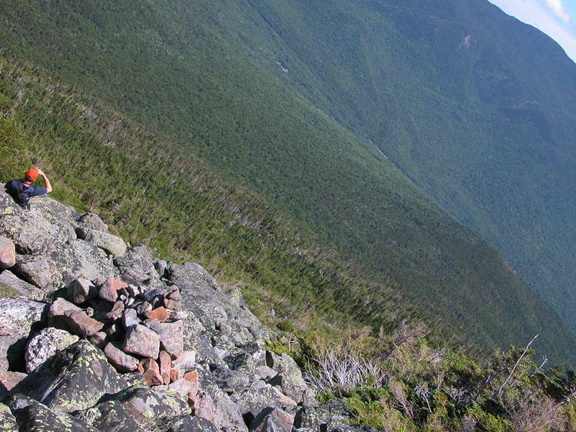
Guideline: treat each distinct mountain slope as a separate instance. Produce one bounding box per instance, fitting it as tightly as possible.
[238,0,576,334]
[0,0,574,362]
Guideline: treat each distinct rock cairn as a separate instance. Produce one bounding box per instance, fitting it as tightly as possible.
[0,189,365,432]
[54,275,193,390]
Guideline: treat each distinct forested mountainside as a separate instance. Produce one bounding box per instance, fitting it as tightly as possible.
[238,0,576,333]
[0,0,574,364]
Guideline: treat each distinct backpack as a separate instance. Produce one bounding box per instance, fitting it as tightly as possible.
[14,182,31,210]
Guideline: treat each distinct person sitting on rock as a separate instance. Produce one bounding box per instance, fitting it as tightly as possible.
[5,168,53,210]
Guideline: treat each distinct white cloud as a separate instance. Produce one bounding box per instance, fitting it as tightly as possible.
[544,0,571,24]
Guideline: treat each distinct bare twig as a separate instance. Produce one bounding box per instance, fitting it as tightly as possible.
[497,334,539,399]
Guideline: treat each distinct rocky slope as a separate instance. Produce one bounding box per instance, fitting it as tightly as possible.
[0,189,356,432]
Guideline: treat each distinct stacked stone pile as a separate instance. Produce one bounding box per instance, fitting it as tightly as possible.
[0,190,366,432]
[52,276,190,387]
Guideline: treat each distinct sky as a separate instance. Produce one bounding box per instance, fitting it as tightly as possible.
[487,0,576,62]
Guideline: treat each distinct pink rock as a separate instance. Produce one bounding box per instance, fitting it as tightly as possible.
[0,370,27,391]
[271,387,298,406]
[142,358,163,386]
[0,236,16,269]
[64,310,104,337]
[98,278,128,303]
[183,370,199,395]
[49,298,82,318]
[123,324,160,359]
[170,369,180,383]
[158,320,184,358]
[67,279,97,304]
[172,350,196,375]
[145,306,169,322]
[159,350,172,385]
[106,301,125,321]
[163,298,181,311]
[104,342,139,372]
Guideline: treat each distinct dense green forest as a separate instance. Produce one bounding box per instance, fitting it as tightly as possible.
[0,0,574,367]
[236,0,576,334]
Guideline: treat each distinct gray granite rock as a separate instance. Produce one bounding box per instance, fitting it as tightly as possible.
[10,340,127,413]
[0,297,48,371]
[79,386,191,432]
[0,403,19,432]
[0,270,44,300]
[5,393,99,432]
[25,327,79,373]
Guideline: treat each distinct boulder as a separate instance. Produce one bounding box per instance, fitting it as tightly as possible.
[9,340,126,413]
[80,228,128,258]
[0,213,61,256]
[0,236,16,269]
[0,403,19,432]
[0,297,48,371]
[32,196,81,232]
[74,398,144,432]
[0,190,18,215]
[78,213,108,232]
[5,393,99,432]
[168,416,220,432]
[25,327,80,373]
[13,255,55,290]
[79,386,191,432]
[0,194,78,250]
[265,351,316,405]
[48,239,119,286]
[0,270,44,300]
